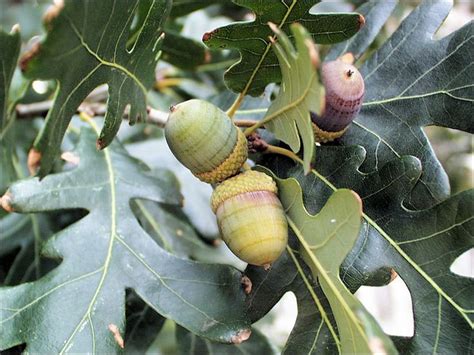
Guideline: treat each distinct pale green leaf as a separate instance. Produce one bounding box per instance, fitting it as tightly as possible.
[276,177,397,354]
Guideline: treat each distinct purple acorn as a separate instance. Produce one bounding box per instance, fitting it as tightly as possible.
[311,56,365,142]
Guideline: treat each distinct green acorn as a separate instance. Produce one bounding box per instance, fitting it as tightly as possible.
[211,170,288,267]
[165,99,248,184]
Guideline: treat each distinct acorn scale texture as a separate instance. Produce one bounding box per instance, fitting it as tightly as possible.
[165,99,248,184]
[311,59,365,142]
[211,170,288,266]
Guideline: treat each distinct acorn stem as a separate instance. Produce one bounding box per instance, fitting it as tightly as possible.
[264,145,303,164]
[226,92,245,118]
[242,162,252,171]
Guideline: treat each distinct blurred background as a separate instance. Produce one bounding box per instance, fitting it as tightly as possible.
[0,0,472,352]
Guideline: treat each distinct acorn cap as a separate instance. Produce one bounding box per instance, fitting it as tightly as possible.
[211,170,277,213]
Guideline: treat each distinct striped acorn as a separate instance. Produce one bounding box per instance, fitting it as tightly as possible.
[311,57,365,142]
[165,99,248,184]
[211,170,288,267]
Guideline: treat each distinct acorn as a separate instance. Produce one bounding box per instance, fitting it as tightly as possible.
[211,170,288,267]
[311,57,365,142]
[165,99,248,184]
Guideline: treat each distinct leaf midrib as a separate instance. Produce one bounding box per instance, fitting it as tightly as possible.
[65,14,148,97]
[59,119,118,354]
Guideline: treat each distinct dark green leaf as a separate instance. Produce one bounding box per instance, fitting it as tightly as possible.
[22,0,171,176]
[0,125,250,353]
[339,0,474,209]
[203,0,364,96]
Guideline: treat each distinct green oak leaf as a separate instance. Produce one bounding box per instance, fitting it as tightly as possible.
[0,125,250,353]
[248,23,319,173]
[332,0,474,209]
[22,0,171,176]
[204,0,364,96]
[161,30,210,70]
[278,178,397,354]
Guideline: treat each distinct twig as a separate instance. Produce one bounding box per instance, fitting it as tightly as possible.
[16,100,169,127]
[234,119,259,127]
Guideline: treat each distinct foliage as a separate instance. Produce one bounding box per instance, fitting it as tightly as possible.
[0,0,472,354]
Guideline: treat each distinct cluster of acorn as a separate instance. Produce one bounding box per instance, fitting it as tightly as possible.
[164,55,364,268]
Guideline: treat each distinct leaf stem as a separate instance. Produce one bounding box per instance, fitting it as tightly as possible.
[226,92,245,118]
[265,145,302,164]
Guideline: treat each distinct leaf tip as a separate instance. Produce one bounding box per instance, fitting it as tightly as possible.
[231,328,251,344]
[358,14,366,29]
[267,22,279,34]
[0,193,14,213]
[108,324,124,349]
[43,0,64,30]
[241,275,252,295]
[202,29,217,43]
[27,148,42,175]
[11,23,20,34]
[61,151,80,166]
[19,41,41,73]
[305,38,320,69]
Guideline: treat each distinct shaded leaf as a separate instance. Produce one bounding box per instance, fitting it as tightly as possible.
[0,125,250,353]
[0,26,21,193]
[204,0,364,96]
[124,290,166,354]
[126,138,218,239]
[0,26,20,127]
[0,212,56,286]
[22,0,171,176]
[162,30,210,70]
